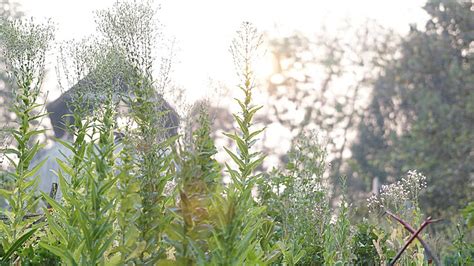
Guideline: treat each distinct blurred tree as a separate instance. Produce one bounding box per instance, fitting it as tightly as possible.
[262,22,399,194]
[350,0,473,216]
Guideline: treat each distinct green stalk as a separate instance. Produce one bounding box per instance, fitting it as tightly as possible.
[0,18,54,264]
[209,22,270,265]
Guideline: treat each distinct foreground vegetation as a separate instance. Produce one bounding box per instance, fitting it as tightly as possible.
[0,1,472,265]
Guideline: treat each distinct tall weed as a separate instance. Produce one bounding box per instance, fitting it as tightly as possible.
[0,18,54,264]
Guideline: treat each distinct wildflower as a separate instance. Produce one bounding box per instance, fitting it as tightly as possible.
[367,170,428,213]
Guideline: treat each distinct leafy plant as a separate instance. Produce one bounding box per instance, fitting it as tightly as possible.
[96,1,178,263]
[443,224,474,265]
[166,103,221,264]
[352,220,383,265]
[40,42,126,265]
[0,17,54,264]
[207,22,272,265]
[366,171,431,264]
[259,131,329,265]
[462,202,474,229]
[323,177,352,265]
[0,1,471,265]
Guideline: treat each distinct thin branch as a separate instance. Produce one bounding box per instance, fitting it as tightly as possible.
[389,216,442,266]
[384,210,441,265]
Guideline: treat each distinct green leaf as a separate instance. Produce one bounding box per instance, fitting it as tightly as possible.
[223,133,248,157]
[54,137,75,153]
[248,155,266,172]
[235,98,246,112]
[294,249,307,264]
[23,141,44,164]
[56,159,74,178]
[44,211,68,244]
[24,158,47,179]
[105,253,122,266]
[247,127,265,141]
[28,113,48,122]
[0,148,20,157]
[39,242,77,266]
[156,259,180,266]
[232,114,248,136]
[248,105,263,121]
[223,147,245,170]
[1,228,37,262]
[0,189,12,198]
[265,249,281,264]
[97,233,117,259]
[20,177,38,191]
[41,192,67,217]
[3,154,17,168]
[24,129,47,139]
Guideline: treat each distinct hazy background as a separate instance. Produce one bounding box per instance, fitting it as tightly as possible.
[12,0,428,100]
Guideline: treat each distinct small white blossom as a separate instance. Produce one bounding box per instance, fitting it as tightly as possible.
[367,170,428,213]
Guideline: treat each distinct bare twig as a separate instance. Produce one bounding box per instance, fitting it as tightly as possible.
[389,216,442,266]
[385,211,441,265]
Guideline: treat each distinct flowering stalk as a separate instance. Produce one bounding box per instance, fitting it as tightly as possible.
[96,1,178,263]
[208,22,271,265]
[0,18,54,264]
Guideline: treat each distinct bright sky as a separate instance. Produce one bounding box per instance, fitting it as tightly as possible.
[13,0,429,102]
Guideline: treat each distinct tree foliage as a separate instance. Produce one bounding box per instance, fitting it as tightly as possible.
[350,0,474,216]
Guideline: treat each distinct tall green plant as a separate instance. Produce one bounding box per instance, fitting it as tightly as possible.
[323,177,352,265]
[96,1,178,263]
[0,18,54,264]
[37,39,96,264]
[167,103,221,264]
[207,22,272,265]
[125,29,177,266]
[189,103,221,189]
[39,42,127,265]
[366,170,429,264]
[261,131,329,265]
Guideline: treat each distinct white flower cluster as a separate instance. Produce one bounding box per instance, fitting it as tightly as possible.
[367,170,428,213]
[1,18,54,98]
[402,170,428,198]
[96,0,157,74]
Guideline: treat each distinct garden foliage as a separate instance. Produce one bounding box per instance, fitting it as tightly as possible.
[0,0,472,265]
